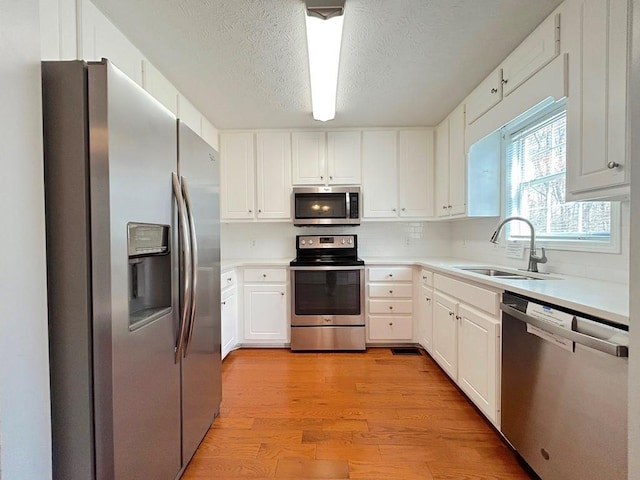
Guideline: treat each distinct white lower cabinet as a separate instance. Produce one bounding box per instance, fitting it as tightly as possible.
[416,269,434,353]
[221,287,237,360]
[242,268,289,344]
[221,269,238,360]
[366,266,414,343]
[432,291,459,379]
[457,304,500,425]
[431,273,502,427]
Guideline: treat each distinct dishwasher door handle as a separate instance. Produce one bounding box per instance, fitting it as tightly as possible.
[500,303,629,357]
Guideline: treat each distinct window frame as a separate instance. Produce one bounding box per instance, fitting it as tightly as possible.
[499,102,621,254]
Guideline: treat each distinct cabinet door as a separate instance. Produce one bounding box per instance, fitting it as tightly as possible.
[434,119,450,218]
[465,69,502,125]
[243,284,288,342]
[447,104,467,216]
[432,292,458,380]
[256,132,291,219]
[220,133,255,219]
[566,0,629,199]
[417,285,434,353]
[398,130,434,218]
[221,288,237,360]
[327,131,361,185]
[141,60,178,115]
[501,14,559,97]
[458,304,500,426]
[362,131,398,218]
[292,132,326,185]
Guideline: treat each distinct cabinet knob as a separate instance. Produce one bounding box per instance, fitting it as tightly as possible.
[281,292,285,296]
[449,311,454,317]
[227,277,232,282]
[329,176,333,180]
[389,306,393,310]
[392,208,397,212]
[262,274,267,278]
[442,205,447,210]
[501,78,508,85]
[447,205,452,209]
[320,175,324,180]
[456,315,461,320]
[389,322,393,326]
[258,209,262,213]
[607,161,620,169]
[401,207,406,212]
[389,290,393,294]
[425,297,430,302]
[248,209,252,213]
[490,87,498,94]
[221,301,226,305]
[388,274,393,278]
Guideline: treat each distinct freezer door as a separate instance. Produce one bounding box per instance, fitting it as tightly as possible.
[177,121,222,466]
[88,61,181,480]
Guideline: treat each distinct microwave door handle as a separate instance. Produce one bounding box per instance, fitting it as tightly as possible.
[181,176,198,357]
[172,173,192,363]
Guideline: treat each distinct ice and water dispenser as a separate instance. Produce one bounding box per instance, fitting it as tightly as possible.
[127,223,171,330]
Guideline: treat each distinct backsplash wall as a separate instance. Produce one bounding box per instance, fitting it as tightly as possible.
[449,202,630,284]
[221,221,452,261]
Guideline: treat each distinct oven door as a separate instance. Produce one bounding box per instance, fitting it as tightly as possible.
[290,266,364,326]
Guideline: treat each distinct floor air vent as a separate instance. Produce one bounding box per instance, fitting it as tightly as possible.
[390,347,422,355]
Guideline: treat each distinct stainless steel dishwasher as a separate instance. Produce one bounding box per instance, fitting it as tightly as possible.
[500,292,628,480]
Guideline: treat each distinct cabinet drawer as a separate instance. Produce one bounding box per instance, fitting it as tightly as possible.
[369,316,413,340]
[221,270,237,290]
[434,274,500,316]
[244,268,287,283]
[420,269,434,287]
[369,299,413,315]
[368,284,413,298]
[368,267,413,282]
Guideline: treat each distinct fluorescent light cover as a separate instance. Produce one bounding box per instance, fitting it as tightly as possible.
[305,13,344,121]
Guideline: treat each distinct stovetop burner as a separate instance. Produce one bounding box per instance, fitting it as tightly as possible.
[290,234,364,267]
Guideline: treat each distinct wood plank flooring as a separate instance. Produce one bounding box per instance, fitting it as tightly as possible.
[182,348,535,480]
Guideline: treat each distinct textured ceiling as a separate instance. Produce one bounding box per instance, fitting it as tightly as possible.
[91,0,564,129]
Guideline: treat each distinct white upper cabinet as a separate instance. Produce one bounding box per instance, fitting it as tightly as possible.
[435,104,468,218]
[565,0,630,200]
[177,94,202,136]
[501,13,560,97]
[466,13,560,128]
[362,130,399,218]
[326,131,362,185]
[256,132,292,219]
[220,132,255,220]
[292,131,361,185]
[398,130,434,218]
[466,70,503,126]
[221,132,292,221]
[141,60,178,115]
[291,132,326,185]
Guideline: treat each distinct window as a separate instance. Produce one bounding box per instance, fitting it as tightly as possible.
[503,105,618,251]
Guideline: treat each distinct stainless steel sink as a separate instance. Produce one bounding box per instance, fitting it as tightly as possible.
[455,266,546,280]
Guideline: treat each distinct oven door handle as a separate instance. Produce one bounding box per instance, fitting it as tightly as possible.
[501,303,628,357]
[290,266,365,271]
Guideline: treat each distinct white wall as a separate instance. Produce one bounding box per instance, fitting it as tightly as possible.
[628,0,639,477]
[449,207,630,283]
[0,0,52,478]
[221,221,452,261]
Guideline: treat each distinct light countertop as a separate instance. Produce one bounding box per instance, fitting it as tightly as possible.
[222,256,629,327]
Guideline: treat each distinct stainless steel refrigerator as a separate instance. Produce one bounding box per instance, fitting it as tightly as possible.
[42,59,221,480]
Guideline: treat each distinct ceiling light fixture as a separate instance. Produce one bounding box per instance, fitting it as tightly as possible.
[305,0,345,122]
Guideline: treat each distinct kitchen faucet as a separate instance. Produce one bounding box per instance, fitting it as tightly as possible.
[490,216,547,272]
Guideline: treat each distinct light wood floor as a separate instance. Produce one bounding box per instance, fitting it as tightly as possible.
[182,348,535,480]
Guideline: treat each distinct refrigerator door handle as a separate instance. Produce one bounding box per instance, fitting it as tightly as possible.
[181,175,198,357]
[172,172,192,363]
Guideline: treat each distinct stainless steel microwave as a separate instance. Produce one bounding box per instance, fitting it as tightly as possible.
[292,186,361,226]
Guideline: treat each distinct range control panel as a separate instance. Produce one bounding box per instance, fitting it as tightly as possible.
[297,235,356,249]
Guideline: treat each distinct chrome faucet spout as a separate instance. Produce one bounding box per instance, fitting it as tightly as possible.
[489,216,547,272]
